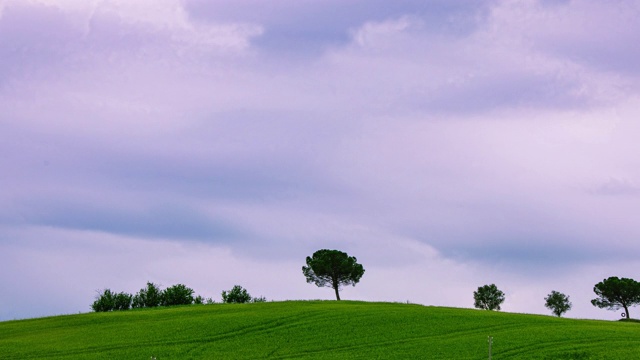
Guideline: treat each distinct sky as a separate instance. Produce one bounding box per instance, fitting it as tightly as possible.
[1,0,640,321]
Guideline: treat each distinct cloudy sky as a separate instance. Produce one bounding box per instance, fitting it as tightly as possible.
[2,0,640,321]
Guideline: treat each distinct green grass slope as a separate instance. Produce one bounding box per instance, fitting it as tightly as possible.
[1,301,638,359]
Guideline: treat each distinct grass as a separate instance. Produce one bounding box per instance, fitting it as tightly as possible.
[1,301,639,359]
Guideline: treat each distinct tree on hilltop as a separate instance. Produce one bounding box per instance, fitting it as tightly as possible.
[222,285,252,303]
[545,290,572,317]
[302,249,365,301]
[162,284,195,306]
[132,282,163,308]
[92,289,132,312]
[473,284,505,311]
[591,276,640,320]
[92,289,116,312]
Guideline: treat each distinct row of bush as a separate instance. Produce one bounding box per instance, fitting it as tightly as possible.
[91,283,265,312]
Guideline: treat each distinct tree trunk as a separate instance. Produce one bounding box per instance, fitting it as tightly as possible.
[331,273,341,300]
[624,305,630,320]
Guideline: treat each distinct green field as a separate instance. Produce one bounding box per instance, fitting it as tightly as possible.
[1,301,638,359]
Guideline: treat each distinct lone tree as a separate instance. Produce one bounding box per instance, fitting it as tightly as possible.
[473,284,505,311]
[544,290,572,317]
[591,276,640,320]
[302,249,365,300]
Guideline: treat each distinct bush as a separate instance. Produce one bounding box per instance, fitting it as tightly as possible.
[92,289,132,312]
[113,292,133,311]
[162,284,194,306]
[132,282,163,308]
[222,285,252,304]
[92,289,116,312]
[92,281,217,311]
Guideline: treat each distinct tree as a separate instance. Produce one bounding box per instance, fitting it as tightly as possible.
[473,284,505,311]
[544,290,572,317]
[113,291,133,311]
[162,284,194,306]
[302,249,365,301]
[132,282,163,308]
[222,285,252,304]
[591,276,640,319]
[92,289,132,312]
[92,289,116,312]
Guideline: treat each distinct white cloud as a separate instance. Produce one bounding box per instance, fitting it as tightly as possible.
[89,0,263,52]
[592,178,640,197]
[350,16,415,48]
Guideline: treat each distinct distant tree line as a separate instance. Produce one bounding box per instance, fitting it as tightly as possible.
[91,283,265,312]
[470,276,640,319]
[93,248,640,321]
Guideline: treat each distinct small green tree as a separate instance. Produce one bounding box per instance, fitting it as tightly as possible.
[544,290,572,317]
[92,290,132,312]
[302,249,365,301]
[222,285,252,304]
[92,289,116,312]
[162,284,195,306]
[473,284,505,311]
[193,295,215,304]
[132,282,163,308]
[113,292,133,311]
[591,276,640,319]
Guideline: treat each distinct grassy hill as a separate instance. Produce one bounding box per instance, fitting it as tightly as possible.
[1,301,639,359]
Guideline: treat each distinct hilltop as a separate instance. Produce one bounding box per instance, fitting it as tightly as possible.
[1,301,639,359]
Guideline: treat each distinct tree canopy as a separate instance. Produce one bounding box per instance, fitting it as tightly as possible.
[544,290,572,317]
[132,282,163,308]
[302,249,365,300]
[162,284,195,306]
[222,285,252,304]
[591,276,640,320]
[473,284,505,311]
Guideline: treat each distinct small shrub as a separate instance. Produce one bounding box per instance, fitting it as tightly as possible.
[222,285,252,304]
[113,292,133,311]
[162,284,194,306]
[132,282,163,308]
[92,289,116,312]
[191,295,215,305]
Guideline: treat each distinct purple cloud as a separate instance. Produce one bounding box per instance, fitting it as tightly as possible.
[1,0,640,321]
